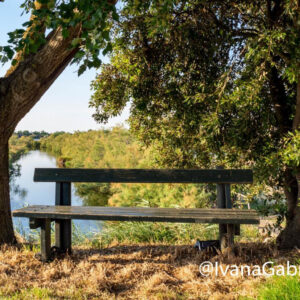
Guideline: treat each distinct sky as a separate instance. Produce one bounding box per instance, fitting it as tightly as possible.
[0,1,129,133]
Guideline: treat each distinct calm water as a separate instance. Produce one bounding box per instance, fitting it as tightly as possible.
[11,150,102,237]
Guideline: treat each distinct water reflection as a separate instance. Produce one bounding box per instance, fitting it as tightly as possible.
[11,150,102,238]
[10,158,28,200]
[75,182,112,207]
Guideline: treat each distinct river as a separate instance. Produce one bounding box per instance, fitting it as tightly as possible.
[11,150,102,239]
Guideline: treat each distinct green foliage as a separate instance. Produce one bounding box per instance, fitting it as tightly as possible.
[40,127,141,168]
[281,131,300,168]
[109,183,212,208]
[90,1,300,220]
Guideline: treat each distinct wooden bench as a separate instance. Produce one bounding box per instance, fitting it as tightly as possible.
[12,168,259,261]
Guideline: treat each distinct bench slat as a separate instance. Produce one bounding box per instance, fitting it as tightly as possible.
[13,205,259,225]
[34,168,253,184]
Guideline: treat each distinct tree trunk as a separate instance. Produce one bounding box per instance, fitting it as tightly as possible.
[0,140,16,244]
[0,25,81,245]
[277,170,300,248]
[277,78,300,249]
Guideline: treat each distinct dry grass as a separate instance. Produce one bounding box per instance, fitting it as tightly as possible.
[1,242,300,300]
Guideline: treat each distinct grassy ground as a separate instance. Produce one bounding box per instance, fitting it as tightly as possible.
[253,276,300,300]
[0,242,264,300]
[1,222,300,300]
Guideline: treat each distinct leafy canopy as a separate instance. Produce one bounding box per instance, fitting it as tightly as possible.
[1,0,195,75]
[90,0,300,190]
[0,0,119,74]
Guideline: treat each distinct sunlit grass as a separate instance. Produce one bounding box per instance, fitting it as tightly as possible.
[242,276,300,300]
[0,288,55,300]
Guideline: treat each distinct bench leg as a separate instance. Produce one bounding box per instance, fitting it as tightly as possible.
[55,182,72,254]
[55,220,72,254]
[41,219,51,261]
[219,224,227,250]
[234,224,240,236]
[227,224,234,247]
[220,224,235,251]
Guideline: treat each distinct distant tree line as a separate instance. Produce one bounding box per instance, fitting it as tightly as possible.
[15,130,50,140]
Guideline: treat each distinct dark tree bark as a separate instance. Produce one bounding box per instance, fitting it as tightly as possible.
[277,79,300,248]
[0,141,15,244]
[0,24,81,244]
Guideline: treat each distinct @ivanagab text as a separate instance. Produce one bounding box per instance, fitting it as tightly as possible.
[199,261,300,277]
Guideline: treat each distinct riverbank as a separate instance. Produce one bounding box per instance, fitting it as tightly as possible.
[1,241,300,299]
[9,134,39,181]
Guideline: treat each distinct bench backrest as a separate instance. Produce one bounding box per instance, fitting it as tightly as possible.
[34,168,253,184]
[33,168,253,213]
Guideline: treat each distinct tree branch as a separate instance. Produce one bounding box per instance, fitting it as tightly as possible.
[5,0,54,77]
[1,24,81,137]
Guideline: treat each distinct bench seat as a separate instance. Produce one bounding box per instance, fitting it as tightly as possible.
[13,205,259,224]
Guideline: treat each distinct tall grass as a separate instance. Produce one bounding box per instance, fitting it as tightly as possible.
[93,222,219,247]
[94,222,260,247]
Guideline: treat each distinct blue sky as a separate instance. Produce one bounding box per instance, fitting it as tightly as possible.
[0,1,129,133]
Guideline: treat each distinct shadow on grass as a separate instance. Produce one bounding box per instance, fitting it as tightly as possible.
[58,242,300,266]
